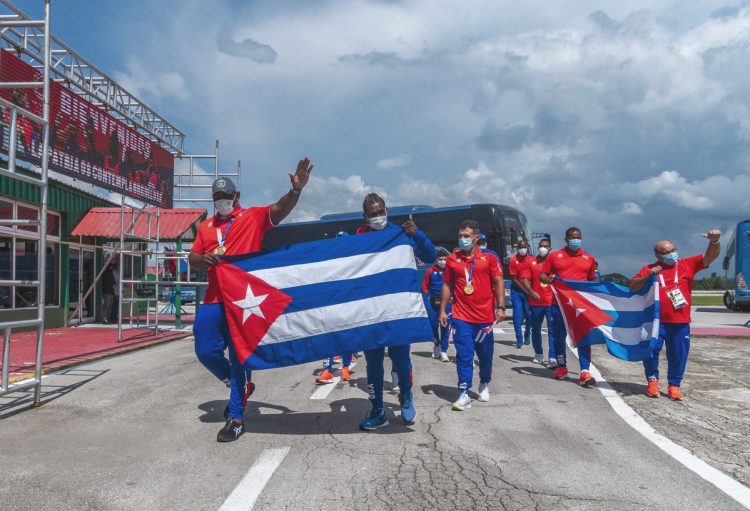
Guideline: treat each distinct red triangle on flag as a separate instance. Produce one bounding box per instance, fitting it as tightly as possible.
[216,262,292,365]
[552,280,613,346]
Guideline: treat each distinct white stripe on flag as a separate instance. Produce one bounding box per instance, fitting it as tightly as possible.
[260,292,427,345]
[251,244,416,289]
[598,324,654,346]
[577,285,655,313]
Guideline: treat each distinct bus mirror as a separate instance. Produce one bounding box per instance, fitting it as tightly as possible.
[722,257,729,271]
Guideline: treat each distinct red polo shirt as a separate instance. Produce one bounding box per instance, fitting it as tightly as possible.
[523,256,553,307]
[632,254,706,324]
[508,253,531,287]
[444,246,503,323]
[191,205,274,304]
[542,248,597,281]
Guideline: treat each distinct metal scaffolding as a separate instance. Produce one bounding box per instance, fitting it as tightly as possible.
[117,199,160,342]
[174,140,241,207]
[0,0,184,153]
[0,0,50,406]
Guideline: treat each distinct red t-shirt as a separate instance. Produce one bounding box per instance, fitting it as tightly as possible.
[542,248,597,281]
[523,256,553,307]
[508,254,531,286]
[632,254,706,324]
[444,247,503,323]
[191,205,274,304]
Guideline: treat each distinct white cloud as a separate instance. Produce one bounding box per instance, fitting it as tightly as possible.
[376,153,411,170]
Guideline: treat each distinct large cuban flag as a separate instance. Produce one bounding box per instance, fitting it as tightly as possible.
[551,278,660,362]
[216,229,434,370]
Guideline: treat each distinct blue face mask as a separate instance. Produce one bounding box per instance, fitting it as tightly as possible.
[567,239,582,251]
[661,251,679,265]
[458,237,475,251]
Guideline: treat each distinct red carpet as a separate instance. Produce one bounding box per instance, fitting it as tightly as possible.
[1,326,192,384]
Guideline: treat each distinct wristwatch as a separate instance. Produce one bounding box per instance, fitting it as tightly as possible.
[290,187,302,195]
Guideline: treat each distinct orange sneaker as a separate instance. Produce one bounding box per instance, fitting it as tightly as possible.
[579,371,596,387]
[646,379,659,398]
[316,369,334,384]
[668,385,684,401]
[553,366,568,380]
[341,366,351,381]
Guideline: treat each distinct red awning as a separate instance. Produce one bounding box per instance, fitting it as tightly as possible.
[70,207,207,241]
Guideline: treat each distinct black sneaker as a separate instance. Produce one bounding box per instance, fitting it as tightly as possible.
[223,404,229,420]
[217,420,244,442]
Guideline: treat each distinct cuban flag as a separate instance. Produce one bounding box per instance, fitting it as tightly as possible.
[216,229,434,370]
[551,278,660,362]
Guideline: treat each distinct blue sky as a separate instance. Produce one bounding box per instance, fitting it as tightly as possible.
[14,0,750,274]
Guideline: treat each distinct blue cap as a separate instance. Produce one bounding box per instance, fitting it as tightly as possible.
[212,177,236,196]
[479,233,487,240]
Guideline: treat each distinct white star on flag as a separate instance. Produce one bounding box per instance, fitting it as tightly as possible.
[233,284,268,324]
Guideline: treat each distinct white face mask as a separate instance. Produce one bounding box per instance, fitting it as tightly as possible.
[538,247,550,257]
[367,215,388,230]
[437,259,446,269]
[214,199,234,217]
[517,248,528,256]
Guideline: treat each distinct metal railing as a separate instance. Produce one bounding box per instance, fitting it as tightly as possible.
[0,0,50,406]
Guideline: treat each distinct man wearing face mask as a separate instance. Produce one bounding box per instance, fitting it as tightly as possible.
[188,158,313,442]
[540,227,598,386]
[355,193,436,430]
[508,239,532,349]
[422,246,452,362]
[522,238,557,366]
[629,231,721,400]
[439,220,505,411]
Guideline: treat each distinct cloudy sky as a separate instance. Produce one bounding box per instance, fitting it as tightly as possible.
[15,0,750,274]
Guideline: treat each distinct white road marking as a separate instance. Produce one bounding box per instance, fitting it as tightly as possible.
[219,446,291,511]
[566,338,750,509]
[492,327,506,334]
[310,377,341,399]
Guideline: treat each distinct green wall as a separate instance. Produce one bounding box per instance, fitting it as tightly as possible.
[0,169,115,329]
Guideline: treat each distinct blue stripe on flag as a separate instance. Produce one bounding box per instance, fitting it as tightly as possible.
[223,228,406,272]
[281,269,420,313]
[245,317,432,370]
[601,306,657,329]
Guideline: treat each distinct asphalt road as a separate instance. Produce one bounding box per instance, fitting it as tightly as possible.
[0,327,746,511]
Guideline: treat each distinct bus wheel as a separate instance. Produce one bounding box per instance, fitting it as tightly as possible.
[723,291,734,311]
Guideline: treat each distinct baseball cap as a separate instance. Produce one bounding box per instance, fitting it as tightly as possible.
[212,177,236,196]
[478,233,487,241]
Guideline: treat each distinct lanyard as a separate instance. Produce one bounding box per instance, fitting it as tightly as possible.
[215,217,235,249]
[464,259,476,286]
[658,265,678,289]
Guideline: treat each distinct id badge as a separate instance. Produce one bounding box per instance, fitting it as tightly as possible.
[666,288,688,310]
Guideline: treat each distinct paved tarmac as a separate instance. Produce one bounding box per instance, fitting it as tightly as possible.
[1,323,747,511]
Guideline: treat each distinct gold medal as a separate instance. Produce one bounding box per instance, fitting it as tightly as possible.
[540,282,549,288]
[214,245,226,255]
[464,284,475,295]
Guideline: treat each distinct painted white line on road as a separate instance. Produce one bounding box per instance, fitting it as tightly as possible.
[492,327,506,334]
[219,446,290,511]
[310,377,340,399]
[566,339,750,509]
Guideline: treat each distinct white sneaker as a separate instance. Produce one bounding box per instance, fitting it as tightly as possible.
[533,354,544,364]
[478,383,490,402]
[440,352,450,362]
[452,392,472,411]
[432,344,440,358]
[547,358,559,369]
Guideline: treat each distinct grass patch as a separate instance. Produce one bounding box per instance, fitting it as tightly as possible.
[692,295,724,306]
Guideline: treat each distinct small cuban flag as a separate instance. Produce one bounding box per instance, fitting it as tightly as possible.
[216,229,434,370]
[551,277,660,362]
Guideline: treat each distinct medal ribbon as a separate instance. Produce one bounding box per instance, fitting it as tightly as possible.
[464,260,475,288]
[215,217,235,251]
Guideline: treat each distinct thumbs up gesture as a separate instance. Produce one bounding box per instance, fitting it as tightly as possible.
[402,213,417,237]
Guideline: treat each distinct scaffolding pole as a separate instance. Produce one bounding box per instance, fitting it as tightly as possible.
[0,0,50,407]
